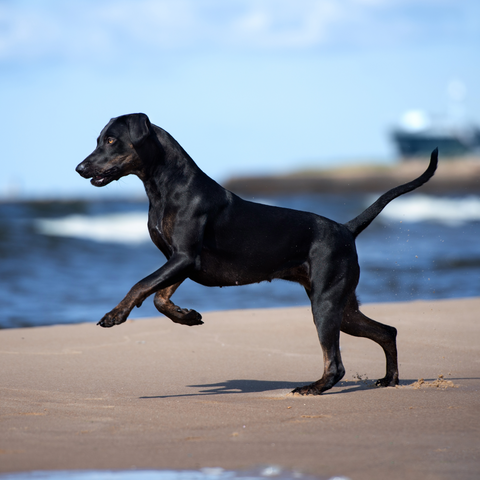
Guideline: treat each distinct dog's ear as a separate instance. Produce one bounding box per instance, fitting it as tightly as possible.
[125,113,152,147]
[124,113,166,162]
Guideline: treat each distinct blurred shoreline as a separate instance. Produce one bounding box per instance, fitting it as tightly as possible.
[225,157,480,195]
[2,157,480,204]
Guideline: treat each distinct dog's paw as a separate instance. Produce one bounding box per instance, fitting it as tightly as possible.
[97,309,129,328]
[97,315,115,328]
[173,309,204,327]
[290,384,323,396]
[375,375,399,388]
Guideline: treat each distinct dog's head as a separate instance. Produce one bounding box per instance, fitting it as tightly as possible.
[76,113,160,187]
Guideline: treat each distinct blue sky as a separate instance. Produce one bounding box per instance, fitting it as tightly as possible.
[1,0,479,198]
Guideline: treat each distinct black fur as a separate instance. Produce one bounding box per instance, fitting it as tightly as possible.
[76,113,438,395]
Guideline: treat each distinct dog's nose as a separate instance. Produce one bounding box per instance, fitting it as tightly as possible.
[76,162,87,176]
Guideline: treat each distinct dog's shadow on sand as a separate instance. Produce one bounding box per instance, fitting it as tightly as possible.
[139,378,385,399]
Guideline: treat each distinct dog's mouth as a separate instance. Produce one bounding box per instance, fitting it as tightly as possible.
[90,168,120,187]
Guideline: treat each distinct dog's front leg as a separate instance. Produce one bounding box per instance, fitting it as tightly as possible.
[153,282,203,326]
[97,254,195,328]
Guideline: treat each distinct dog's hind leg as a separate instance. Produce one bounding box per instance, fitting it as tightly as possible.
[154,282,203,326]
[341,294,399,387]
[292,277,351,396]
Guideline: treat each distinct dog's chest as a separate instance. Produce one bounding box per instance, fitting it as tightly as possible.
[147,214,174,257]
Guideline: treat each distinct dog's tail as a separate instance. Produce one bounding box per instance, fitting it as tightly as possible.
[344,148,438,238]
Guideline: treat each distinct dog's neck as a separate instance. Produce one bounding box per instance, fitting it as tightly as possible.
[140,126,222,206]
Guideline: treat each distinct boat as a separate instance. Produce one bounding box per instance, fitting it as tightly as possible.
[391,109,480,158]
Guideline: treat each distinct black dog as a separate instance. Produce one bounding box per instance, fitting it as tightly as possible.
[76,113,438,395]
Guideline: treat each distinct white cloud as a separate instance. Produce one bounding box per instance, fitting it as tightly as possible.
[229,1,341,48]
[93,0,198,48]
[0,0,478,64]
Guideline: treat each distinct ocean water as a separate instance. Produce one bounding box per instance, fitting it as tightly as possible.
[1,193,479,329]
[0,466,345,480]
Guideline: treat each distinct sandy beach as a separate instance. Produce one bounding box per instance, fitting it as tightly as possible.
[1,297,479,480]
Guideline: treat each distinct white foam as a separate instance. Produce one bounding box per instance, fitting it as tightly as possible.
[35,212,150,244]
[35,195,480,245]
[379,194,480,226]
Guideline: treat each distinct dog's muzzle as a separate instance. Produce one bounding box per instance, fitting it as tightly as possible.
[76,162,119,187]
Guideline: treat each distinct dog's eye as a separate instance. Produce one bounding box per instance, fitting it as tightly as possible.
[106,137,116,145]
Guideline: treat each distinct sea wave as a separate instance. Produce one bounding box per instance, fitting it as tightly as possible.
[379,194,480,225]
[35,195,480,245]
[35,212,150,244]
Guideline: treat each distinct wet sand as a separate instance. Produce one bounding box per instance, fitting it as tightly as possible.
[1,297,479,480]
